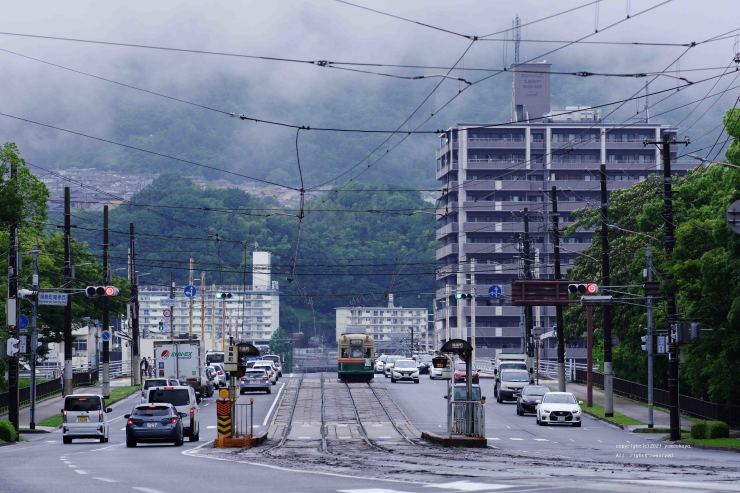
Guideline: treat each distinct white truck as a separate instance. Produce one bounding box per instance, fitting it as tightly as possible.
[492,353,533,400]
[153,340,209,397]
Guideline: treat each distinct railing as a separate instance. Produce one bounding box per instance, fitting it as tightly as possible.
[0,369,98,415]
[450,401,485,437]
[232,401,255,438]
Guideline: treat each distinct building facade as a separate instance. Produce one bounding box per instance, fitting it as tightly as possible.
[435,63,695,358]
[138,252,279,350]
[335,295,429,355]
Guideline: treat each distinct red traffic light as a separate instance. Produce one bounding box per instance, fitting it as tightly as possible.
[568,282,599,295]
[586,283,598,294]
[85,285,119,297]
[105,286,119,296]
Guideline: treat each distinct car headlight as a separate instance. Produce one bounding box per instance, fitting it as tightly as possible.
[541,409,550,414]
[572,409,581,414]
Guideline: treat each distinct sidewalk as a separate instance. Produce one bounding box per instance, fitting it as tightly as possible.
[1,377,134,429]
[539,377,693,431]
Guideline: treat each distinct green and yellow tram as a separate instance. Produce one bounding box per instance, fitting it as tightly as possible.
[337,333,374,382]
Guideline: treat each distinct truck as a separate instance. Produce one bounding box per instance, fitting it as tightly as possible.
[153,340,211,397]
[492,353,533,400]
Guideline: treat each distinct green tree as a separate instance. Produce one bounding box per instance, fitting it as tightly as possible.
[269,327,293,372]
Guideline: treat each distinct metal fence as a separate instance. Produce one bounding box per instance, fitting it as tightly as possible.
[450,401,486,437]
[232,402,255,438]
[0,368,98,415]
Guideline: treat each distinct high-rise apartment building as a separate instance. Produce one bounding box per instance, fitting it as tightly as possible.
[435,63,695,357]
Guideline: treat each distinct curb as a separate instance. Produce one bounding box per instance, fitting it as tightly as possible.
[19,427,54,434]
[420,431,488,448]
[580,408,625,430]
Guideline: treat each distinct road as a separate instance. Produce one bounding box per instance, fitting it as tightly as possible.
[2,373,739,493]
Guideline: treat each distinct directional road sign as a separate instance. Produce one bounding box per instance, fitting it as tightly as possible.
[163,309,172,318]
[19,314,29,330]
[183,284,197,298]
[101,330,111,342]
[488,284,503,299]
[39,292,69,306]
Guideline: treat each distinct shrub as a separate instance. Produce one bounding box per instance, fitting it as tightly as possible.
[690,421,707,439]
[0,419,18,442]
[705,421,730,439]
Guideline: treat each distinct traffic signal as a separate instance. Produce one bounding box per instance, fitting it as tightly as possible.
[455,292,472,299]
[85,285,120,297]
[640,334,648,351]
[568,282,598,296]
[216,292,233,300]
[6,338,20,356]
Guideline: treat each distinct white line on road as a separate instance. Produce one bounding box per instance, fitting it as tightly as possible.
[93,477,118,483]
[207,425,217,429]
[46,440,56,443]
[132,487,165,493]
[509,437,524,441]
[378,436,392,439]
[74,469,88,475]
[487,437,501,441]
[120,427,126,431]
[425,480,513,491]
[68,464,76,468]
[533,438,549,442]
[262,382,286,427]
[91,443,123,452]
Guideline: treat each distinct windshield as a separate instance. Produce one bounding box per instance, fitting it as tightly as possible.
[387,356,402,363]
[501,370,529,382]
[543,393,577,404]
[148,388,190,407]
[522,385,549,396]
[144,379,168,390]
[395,359,416,369]
[244,370,266,378]
[453,386,482,401]
[65,396,101,411]
[500,362,526,370]
[206,353,224,364]
[134,405,172,417]
[455,362,475,372]
[263,355,280,364]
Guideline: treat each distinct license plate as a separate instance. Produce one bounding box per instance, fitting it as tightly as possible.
[249,379,259,384]
[552,417,559,422]
[146,422,158,428]
[77,416,88,423]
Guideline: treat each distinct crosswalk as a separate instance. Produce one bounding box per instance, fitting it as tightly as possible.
[337,481,516,493]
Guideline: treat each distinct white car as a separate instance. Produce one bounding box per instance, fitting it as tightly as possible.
[390,359,420,384]
[146,385,201,441]
[208,363,227,388]
[374,355,387,374]
[536,392,583,427]
[251,361,278,385]
[262,355,283,377]
[383,355,403,378]
[62,394,112,443]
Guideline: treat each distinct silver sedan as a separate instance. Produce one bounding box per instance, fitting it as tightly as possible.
[239,369,272,394]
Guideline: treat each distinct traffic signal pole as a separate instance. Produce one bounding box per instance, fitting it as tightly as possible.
[600,163,614,417]
[63,187,73,397]
[6,159,20,431]
[646,244,655,428]
[550,186,566,392]
[102,205,110,399]
[30,245,39,429]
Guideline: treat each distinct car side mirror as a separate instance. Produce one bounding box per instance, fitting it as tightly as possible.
[106,407,112,413]
[179,412,187,418]
[578,400,584,405]
[443,395,449,399]
[124,414,131,419]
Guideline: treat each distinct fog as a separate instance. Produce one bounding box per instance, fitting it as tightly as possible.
[1,0,738,188]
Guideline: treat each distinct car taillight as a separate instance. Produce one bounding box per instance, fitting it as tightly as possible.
[190,407,196,420]
[261,376,268,381]
[127,418,134,425]
[63,410,68,423]
[171,417,178,424]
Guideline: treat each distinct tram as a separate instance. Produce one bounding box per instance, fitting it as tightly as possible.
[337,333,374,382]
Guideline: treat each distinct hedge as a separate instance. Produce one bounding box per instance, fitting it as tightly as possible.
[0,419,18,442]
[690,420,729,439]
[690,421,707,439]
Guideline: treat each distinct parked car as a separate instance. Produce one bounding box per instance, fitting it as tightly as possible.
[239,369,272,394]
[62,394,112,444]
[146,386,200,441]
[251,361,278,385]
[495,369,530,403]
[125,403,184,447]
[208,363,227,388]
[390,358,420,384]
[516,384,549,415]
[383,355,404,378]
[536,392,583,427]
[453,361,480,384]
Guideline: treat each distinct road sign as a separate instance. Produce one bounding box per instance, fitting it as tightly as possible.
[39,292,69,306]
[19,314,29,330]
[183,284,197,298]
[488,284,503,299]
[163,309,172,318]
[101,330,111,342]
[657,335,667,354]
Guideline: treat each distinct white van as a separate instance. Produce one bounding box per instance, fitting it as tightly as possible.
[62,394,112,444]
[261,355,283,377]
[147,386,200,441]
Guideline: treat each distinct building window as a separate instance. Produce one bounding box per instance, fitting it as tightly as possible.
[72,338,87,351]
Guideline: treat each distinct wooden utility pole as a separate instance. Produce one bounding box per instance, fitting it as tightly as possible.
[6,158,20,430]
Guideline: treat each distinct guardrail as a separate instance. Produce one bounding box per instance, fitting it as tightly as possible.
[450,401,485,437]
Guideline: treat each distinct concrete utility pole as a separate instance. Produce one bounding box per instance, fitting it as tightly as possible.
[523,208,535,369]
[550,186,566,391]
[646,244,655,428]
[129,223,140,386]
[599,163,614,417]
[444,284,450,341]
[30,245,40,429]
[188,258,194,340]
[210,283,216,350]
[63,187,73,397]
[586,305,594,407]
[456,269,464,340]
[102,205,110,400]
[6,157,20,430]
[470,258,476,362]
[170,273,179,379]
[200,272,205,342]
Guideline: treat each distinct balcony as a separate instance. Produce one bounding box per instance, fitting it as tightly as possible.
[435,222,459,240]
[436,162,459,181]
[467,138,526,149]
[436,243,458,260]
[462,222,524,234]
[463,180,541,192]
[463,243,520,255]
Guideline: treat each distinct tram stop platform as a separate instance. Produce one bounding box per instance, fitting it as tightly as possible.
[420,431,488,448]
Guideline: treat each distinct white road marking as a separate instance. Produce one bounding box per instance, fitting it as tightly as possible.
[621,480,740,492]
[91,443,123,452]
[569,439,575,442]
[207,426,217,429]
[46,440,56,443]
[487,437,501,441]
[378,436,392,439]
[425,480,513,491]
[94,477,118,483]
[506,425,511,429]
[74,469,88,475]
[263,382,286,426]
[297,436,312,439]
[133,488,165,493]
[597,439,603,443]
[509,437,524,441]
[120,427,126,431]
[338,490,416,493]
[533,438,549,441]
[68,464,76,468]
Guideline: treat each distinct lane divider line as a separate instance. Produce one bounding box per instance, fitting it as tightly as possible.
[94,477,118,483]
[262,382,286,427]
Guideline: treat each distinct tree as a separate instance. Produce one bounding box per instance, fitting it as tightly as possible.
[0,142,48,230]
[269,328,293,372]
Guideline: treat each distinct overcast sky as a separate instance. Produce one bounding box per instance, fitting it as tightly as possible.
[1,0,738,188]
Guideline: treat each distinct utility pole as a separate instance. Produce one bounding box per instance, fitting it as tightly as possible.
[170,273,179,380]
[188,258,194,340]
[523,208,534,370]
[645,132,688,441]
[646,244,655,428]
[200,272,206,343]
[600,163,614,417]
[129,223,140,386]
[30,245,40,429]
[6,158,20,431]
[63,186,73,397]
[102,205,110,400]
[550,186,566,391]
[586,305,594,407]
[210,283,216,350]
[444,284,450,341]
[470,258,476,362]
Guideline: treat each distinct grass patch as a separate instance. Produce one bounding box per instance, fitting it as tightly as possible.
[38,385,140,429]
[679,438,740,450]
[582,403,645,426]
[39,415,63,428]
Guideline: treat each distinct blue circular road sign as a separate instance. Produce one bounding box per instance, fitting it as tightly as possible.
[101,330,111,342]
[183,284,197,298]
[488,284,503,299]
[19,314,29,329]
